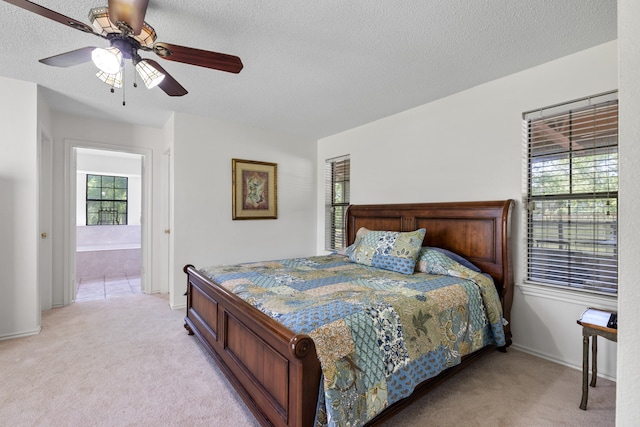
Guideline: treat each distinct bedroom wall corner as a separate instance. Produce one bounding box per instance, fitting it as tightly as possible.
[616,0,640,422]
[170,113,317,309]
[316,41,619,377]
[0,76,41,340]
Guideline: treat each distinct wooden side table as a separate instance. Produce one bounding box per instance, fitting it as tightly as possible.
[577,319,617,410]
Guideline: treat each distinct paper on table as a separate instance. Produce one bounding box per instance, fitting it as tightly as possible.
[580,308,612,328]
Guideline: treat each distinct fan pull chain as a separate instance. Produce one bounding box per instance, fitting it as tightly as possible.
[122,69,126,106]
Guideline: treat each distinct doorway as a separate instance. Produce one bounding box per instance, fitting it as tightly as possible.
[63,142,152,305]
[74,148,143,301]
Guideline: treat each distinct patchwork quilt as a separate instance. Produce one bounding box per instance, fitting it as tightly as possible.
[201,253,505,427]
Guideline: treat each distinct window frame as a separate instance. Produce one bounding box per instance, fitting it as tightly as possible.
[324,155,350,251]
[86,174,129,226]
[523,91,618,296]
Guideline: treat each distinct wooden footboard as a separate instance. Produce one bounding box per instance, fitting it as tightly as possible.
[184,265,321,427]
[184,200,514,427]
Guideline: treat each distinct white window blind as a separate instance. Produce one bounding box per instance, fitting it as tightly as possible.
[523,91,618,294]
[325,155,350,251]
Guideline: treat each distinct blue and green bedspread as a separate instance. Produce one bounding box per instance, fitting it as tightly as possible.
[201,253,505,426]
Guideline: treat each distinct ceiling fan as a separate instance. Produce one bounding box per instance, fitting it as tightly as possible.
[4,0,243,97]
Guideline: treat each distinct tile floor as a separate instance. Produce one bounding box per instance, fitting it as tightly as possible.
[75,274,142,302]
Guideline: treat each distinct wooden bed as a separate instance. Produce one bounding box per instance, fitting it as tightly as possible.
[183,199,514,427]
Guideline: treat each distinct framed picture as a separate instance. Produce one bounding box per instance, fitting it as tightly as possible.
[232,158,278,220]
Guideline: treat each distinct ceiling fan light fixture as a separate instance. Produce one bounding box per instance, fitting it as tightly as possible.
[92,47,123,74]
[5,0,242,100]
[133,22,157,48]
[89,7,121,36]
[96,70,123,88]
[135,59,165,89]
[89,6,156,48]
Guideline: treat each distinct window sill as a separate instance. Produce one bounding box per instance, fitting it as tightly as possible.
[517,281,618,311]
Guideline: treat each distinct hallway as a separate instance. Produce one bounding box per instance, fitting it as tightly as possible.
[75,275,142,302]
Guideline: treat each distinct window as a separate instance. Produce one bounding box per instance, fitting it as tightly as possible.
[325,155,350,251]
[86,174,128,225]
[523,91,618,294]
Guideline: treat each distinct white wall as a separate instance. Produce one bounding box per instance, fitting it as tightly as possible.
[0,77,40,339]
[617,0,640,423]
[171,113,317,308]
[50,112,166,304]
[317,41,619,378]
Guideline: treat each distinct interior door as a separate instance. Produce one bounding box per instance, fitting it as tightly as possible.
[161,150,171,294]
[38,132,53,310]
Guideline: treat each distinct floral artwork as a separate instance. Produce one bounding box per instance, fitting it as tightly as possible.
[232,159,277,219]
[242,170,268,210]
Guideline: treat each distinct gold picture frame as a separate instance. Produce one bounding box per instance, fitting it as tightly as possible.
[232,158,278,220]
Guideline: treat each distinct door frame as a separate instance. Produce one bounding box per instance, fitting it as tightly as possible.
[160,148,171,294]
[38,129,53,311]
[63,139,153,305]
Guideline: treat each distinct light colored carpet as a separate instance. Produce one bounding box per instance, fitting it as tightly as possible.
[0,293,615,426]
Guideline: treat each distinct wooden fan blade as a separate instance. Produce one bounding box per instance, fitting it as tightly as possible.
[153,42,243,74]
[108,0,149,35]
[144,59,188,97]
[39,47,98,67]
[3,0,95,34]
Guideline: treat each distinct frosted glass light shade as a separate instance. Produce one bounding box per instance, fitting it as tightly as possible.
[133,22,157,48]
[89,7,157,48]
[89,7,120,36]
[135,60,165,89]
[96,70,123,88]
[92,47,123,74]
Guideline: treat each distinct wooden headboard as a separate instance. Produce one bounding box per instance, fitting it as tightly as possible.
[346,200,515,337]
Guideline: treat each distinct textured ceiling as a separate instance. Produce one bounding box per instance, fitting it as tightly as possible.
[0,1,617,139]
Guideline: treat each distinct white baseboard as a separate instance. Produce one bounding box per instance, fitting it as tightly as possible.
[511,343,617,382]
[0,326,42,341]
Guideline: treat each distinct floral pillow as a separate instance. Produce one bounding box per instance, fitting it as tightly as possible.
[342,226,368,257]
[415,246,480,276]
[347,227,426,274]
[421,247,481,272]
